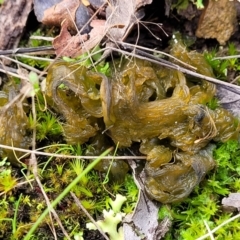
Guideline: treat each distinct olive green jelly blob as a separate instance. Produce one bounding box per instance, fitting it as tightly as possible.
[32,43,240,202]
[0,84,31,166]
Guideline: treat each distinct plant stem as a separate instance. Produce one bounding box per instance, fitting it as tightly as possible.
[12,193,22,235]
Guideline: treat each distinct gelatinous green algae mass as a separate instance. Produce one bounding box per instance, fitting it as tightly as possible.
[45,63,106,144]
[0,87,31,166]
[46,43,239,203]
[103,59,237,152]
[144,144,216,203]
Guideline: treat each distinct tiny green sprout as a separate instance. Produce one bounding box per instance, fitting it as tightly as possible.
[36,202,45,211]
[124,174,138,201]
[56,163,65,176]
[122,202,135,214]
[226,43,239,70]
[22,195,32,207]
[204,49,228,79]
[0,169,18,194]
[0,157,10,167]
[72,185,93,198]
[172,0,204,11]
[58,83,67,90]
[72,144,83,156]
[28,71,40,97]
[158,205,173,221]
[34,112,62,141]
[207,97,219,110]
[81,199,96,210]
[191,0,204,9]
[112,181,124,194]
[70,159,89,185]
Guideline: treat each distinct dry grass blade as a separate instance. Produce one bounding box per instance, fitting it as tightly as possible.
[70,192,110,240]
[14,54,54,62]
[0,46,54,56]
[28,93,70,240]
[0,143,147,160]
[197,213,240,240]
[203,220,215,240]
[117,41,197,70]
[0,55,47,75]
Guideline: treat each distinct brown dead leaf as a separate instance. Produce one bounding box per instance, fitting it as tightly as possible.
[33,0,61,22]
[73,19,106,57]
[53,19,106,57]
[42,0,80,31]
[53,20,88,57]
[38,0,153,57]
[106,0,152,42]
[106,0,137,42]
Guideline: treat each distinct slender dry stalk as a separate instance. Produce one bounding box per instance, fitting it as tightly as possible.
[197,213,240,240]
[203,220,215,240]
[70,192,110,240]
[0,143,147,160]
[28,93,71,240]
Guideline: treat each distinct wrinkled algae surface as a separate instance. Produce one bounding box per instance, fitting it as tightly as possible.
[44,43,239,203]
[1,42,239,203]
[0,83,31,166]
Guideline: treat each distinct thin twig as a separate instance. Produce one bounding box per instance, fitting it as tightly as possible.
[30,36,54,42]
[0,55,47,75]
[116,41,197,71]
[0,46,54,56]
[29,95,70,240]
[70,192,110,240]
[213,55,240,60]
[29,95,57,240]
[0,143,147,160]
[15,54,54,62]
[231,75,240,84]
[203,220,215,240]
[0,65,29,81]
[108,45,240,95]
[197,213,240,240]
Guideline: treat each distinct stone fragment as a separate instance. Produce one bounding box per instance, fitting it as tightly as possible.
[196,0,237,45]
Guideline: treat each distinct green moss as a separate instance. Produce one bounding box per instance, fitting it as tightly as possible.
[204,43,240,83]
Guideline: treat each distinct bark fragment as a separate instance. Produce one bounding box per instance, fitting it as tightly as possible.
[0,0,32,50]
